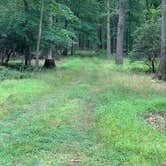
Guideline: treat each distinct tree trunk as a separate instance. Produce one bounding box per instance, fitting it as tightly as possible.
[23,0,31,67]
[78,34,81,49]
[63,48,68,56]
[71,44,74,56]
[70,37,75,55]
[5,49,12,66]
[98,25,103,49]
[36,0,44,70]
[44,48,55,68]
[1,50,6,65]
[107,0,111,57]
[44,15,55,68]
[158,0,166,80]
[152,60,156,73]
[63,20,68,56]
[24,46,31,66]
[116,0,125,64]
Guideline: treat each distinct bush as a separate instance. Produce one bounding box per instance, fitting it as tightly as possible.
[131,17,161,73]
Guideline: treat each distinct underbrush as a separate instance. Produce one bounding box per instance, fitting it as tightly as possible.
[129,60,151,73]
[0,66,30,80]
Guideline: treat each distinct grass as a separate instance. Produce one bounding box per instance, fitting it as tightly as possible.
[0,56,165,165]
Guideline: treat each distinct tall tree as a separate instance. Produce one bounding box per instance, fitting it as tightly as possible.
[158,0,166,80]
[116,0,125,64]
[36,0,44,70]
[107,0,111,57]
[23,0,31,67]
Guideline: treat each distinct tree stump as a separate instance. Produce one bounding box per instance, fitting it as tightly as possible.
[44,58,56,68]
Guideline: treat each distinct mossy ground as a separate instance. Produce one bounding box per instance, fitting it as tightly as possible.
[0,57,165,165]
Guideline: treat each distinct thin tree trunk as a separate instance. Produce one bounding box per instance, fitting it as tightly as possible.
[5,49,12,66]
[63,20,68,56]
[24,46,30,66]
[71,42,74,56]
[116,0,125,64]
[23,0,31,66]
[36,0,44,70]
[97,0,103,49]
[98,24,103,49]
[107,0,111,57]
[158,0,166,80]
[0,51,3,65]
[48,15,53,60]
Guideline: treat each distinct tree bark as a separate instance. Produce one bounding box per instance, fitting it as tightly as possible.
[116,0,125,64]
[158,0,166,80]
[36,0,44,70]
[107,0,111,57]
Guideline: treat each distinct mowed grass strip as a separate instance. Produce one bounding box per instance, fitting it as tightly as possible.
[0,57,165,165]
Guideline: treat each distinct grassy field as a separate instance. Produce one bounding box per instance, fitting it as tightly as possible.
[0,57,165,165]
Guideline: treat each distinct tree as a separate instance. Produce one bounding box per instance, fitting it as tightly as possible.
[131,8,161,73]
[44,15,56,68]
[107,0,111,57]
[36,0,44,70]
[158,0,166,80]
[116,0,125,64]
[0,0,38,67]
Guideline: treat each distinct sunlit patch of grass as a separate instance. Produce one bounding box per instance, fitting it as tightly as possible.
[62,57,84,69]
[0,79,49,120]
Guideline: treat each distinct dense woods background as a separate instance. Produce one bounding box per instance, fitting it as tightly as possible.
[0,0,165,79]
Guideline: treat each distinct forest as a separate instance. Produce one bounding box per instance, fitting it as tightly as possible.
[0,0,166,165]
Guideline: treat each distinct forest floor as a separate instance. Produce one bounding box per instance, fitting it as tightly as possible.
[0,57,166,165]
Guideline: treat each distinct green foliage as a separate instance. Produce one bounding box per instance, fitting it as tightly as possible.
[0,0,163,61]
[42,1,78,49]
[0,0,38,52]
[0,0,78,54]
[130,15,161,72]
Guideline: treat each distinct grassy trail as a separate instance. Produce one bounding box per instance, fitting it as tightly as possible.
[0,57,166,165]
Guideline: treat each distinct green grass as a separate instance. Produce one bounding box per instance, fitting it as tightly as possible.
[0,57,165,165]
[0,66,29,80]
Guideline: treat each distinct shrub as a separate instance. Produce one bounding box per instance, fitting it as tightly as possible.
[131,17,161,73]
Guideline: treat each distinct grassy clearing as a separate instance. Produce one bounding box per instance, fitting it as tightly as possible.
[0,57,165,165]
